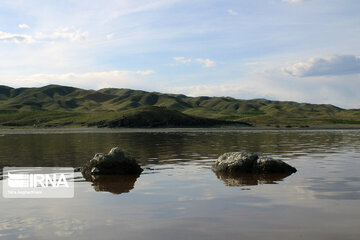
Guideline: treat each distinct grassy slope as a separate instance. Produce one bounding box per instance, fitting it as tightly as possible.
[0,84,359,128]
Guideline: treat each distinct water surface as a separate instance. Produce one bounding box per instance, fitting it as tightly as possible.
[0,129,359,239]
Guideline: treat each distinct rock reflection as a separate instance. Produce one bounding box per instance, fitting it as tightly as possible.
[214,171,293,187]
[82,173,140,194]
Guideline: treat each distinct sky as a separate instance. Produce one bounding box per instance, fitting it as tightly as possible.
[0,0,359,108]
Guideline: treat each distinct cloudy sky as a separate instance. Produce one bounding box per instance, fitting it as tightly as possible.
[0,0,359,108]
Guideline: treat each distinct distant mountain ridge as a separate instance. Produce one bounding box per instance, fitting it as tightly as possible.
[0,84,359,127]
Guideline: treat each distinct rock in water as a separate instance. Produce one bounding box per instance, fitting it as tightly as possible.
[82,147,143,176]
[255,156,296,173]
[212,152,296,174]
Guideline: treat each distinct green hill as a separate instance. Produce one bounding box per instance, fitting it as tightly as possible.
[0,84,359,128]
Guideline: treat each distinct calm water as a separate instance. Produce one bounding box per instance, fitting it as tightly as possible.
[0,129,359,240]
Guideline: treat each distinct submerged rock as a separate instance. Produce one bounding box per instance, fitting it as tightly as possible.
[212,152,297,174]
[82,147,143,176]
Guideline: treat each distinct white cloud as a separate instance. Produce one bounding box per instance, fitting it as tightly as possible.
[169,84,252,98]
[103,0,179,22]
[282,0,307,3]
[283,55,360,77]
[254,66,360,108]
[135,70,156,75]
[173,56,192,64]
[245,61,268,66]
[36,28,88,42]
[0,27,87,44]
[0,70,156,90]
[106,33,114,40]
[195,58,216,68]
[168,81,299,103]
[18,24,30,29]
[173,57,215,68]
[168,64,360,109]
[0,30,35,43]
[227,9,238,16]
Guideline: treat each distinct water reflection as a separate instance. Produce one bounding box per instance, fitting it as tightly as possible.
[303,177,360,200]
[0,130,360,240]
[214,171,294,186]
[82,173,140,194]
[1,129,359,168]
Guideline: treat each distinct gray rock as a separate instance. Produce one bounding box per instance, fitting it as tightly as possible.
[255,156,296,173]
[82,147,143,176]
[212,152,297,174]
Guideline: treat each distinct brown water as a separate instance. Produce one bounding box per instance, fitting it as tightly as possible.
[0,129,359,240]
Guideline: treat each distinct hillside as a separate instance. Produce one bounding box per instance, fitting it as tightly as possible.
[0,84,359,128]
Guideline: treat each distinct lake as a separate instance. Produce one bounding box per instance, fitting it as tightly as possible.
[0,128,359,240]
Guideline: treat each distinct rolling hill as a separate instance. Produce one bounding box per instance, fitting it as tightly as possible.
[0,84,359,128]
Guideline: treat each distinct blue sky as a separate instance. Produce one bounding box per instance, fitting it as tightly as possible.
[0,0,359,108]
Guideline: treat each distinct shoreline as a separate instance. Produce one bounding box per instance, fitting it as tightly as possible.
[0,125,360,134]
